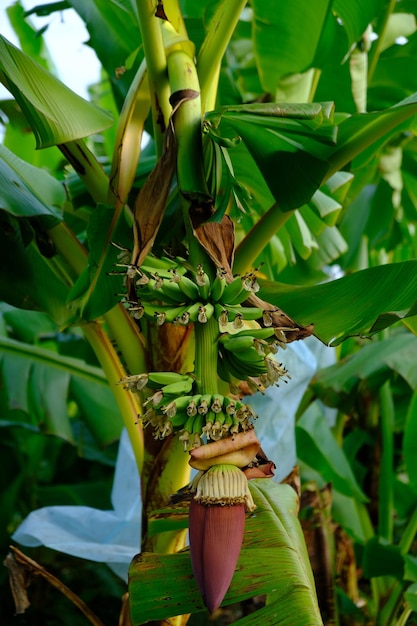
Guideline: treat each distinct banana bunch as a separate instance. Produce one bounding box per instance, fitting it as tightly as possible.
[217,327,290,389]
[117,253,268,328]
[135,380,257,450]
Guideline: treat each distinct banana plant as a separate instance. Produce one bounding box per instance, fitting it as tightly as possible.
[2,0,417,624]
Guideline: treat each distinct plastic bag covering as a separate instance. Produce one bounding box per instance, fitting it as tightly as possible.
[12,337,334,580]
[12,429,141,581]
[244,335,336,482]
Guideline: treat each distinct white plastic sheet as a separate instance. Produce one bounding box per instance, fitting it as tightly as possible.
[245,335,335,481]
[12,336,334,580]
[12,429,141,581]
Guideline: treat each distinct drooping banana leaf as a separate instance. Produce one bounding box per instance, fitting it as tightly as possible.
[129,480,322,625]
[0,335,121,445]
[0,34,113,148]
[259,260,417,345]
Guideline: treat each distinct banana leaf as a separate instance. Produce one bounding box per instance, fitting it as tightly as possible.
[0,335,121,445]
[259,260,417,345]
[0,34,113,148]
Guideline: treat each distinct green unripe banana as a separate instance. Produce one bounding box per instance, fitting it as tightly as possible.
[221,275,248,305]
[147,372,192,387]
[195,264,211,300]
[210,268,227,302]
[161,379,194,396]
[177,274,200,300]
[220,335,255,353]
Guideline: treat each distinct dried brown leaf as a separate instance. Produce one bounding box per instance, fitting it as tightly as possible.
[131,124,177,270]
[190,215,235,277]
[5,546,105,626]
[3,551,30,614]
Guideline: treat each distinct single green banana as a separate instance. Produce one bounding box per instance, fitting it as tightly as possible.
[168,410,189,428]
[161,378,194,396]
[231,327,276,340]
[191,412,205,436]
[220,335,255,353]
[187,301,206,323]
[197,394,212,415]
[147,372,192,387]
[221,411,234,436]
[202,410,216,439]
[197,302,214,323]
[186,395,201,417]
[211,411,227,440]
[142,303,190,324]
[141,254,179,273]
[210,393,224,414]
[177,274,200,300]
[210,267,227,302]
[215,305,229,328]
[195,264,211,300]
[178,415,197,452]
[223,396,237,416]
[158,280,187,304]
[217,353,232,383]
[221,275,249,306]
[223,305,264,322]
[161,396,197,417]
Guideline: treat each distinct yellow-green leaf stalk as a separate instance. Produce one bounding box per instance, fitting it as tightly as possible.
[135,0,172,156]
[83,322,144,473]
[48,222,146,471]
[108,58,151,207]
[58,140,109,205]
[197,0,249,113]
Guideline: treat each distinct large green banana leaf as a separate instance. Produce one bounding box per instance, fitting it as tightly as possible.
[259,261,417,345]
[0,34,113,147]
[129,480,322,625]
[0,333,121,445]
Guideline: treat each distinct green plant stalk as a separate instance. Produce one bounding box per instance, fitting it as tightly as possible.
[104,306,147,377]
[198,0,248,113]
[234,101,417,274]
[48,222,148,376]
[395,607,412,626]
[58,140,109,204]
[167,46,213,271]
[325,102,417,181]
[0,335,108,385]
[167,48,208,200]
[367,0,397,83]
[48,221,146,464]
[48,222,88,276]
[135,0,172,156]
[163,0,188,38]
[194,316,220,394]
[399,505,417,554]
[376,506,417,625]
[108,58,151,206]
[83,322,144,473]
[379,379,394,542]
[234,204,293,274]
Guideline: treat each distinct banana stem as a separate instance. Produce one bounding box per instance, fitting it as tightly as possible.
[234,204,293,274]
[367,0,397,83]
[194,316,219,394]
[83,322,144,473]
[135,0,172,156]
[108,58,150,207]
[48,222,146,470]
[58,140,109,204]
[167,48,208,200]
[378,380,394,542]
[198,0,248,113]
